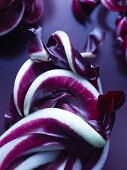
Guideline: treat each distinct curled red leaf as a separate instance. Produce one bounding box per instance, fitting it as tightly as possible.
[0,0,43,36]
[72,0,99,22]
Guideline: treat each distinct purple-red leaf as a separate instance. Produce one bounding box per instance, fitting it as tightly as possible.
[2,28,125,170]
[101,0,127,12]
[23,0,43,23]
[0,108,106,169]
[29,28,99,81]
[116,16,127,48]
[72,0,99,22]
[97,90,125,138]
[0,0,43,36]
[0,0,25,36]
[83,28,106,56]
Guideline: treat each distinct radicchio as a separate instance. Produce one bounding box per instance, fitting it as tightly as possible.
[101,0,127,12]
[116,15,127,59]
[72,0,127,60]
[0,0,43,36]
[101,0,127,60]
[72,0,99,22]
[1,28,125,169]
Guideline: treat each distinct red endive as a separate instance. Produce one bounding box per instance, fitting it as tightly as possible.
[0,0,43,36]
[2,29,125,170]
[72,0,99,22]
[101,0,127,12]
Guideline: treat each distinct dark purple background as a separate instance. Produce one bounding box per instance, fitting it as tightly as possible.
[0,0,127,169]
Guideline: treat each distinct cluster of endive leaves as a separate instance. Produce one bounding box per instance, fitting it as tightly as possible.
[0,27,124,169]
[0,0,43,36]
[72,0,127,60]
[0,0,125,169]
[0,1,125,169]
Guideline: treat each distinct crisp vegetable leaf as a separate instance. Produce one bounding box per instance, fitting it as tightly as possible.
[101,0,127,12]
[2,29,125,170]
[72,0,99,22]
[0,0,43,36]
